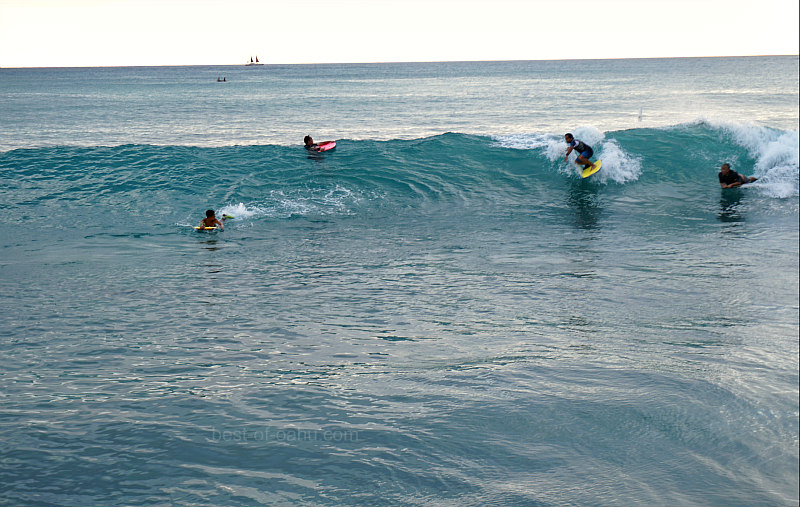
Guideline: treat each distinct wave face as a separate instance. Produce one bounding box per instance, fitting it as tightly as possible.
[1,123,796,229]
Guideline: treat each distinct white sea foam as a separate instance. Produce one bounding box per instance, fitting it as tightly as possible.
[219,202,269,220]
[490,133,553,151]
[219,185,365,221]
[711,121,799,198]
[594,139,642,184]
[492,128,641,184]
[491,131,598,162]
[569,126,605,148]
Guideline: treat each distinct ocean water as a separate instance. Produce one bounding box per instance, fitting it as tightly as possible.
[0,57,798,506]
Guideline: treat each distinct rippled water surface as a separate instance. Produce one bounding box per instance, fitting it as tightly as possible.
[0,57,798,506]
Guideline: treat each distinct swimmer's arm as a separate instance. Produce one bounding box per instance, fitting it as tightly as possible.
[564,146,574,161]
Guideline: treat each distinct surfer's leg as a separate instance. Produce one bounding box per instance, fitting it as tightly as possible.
[577,150,594,169]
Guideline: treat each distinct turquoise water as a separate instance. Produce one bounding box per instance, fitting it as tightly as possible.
[1,57,798,506]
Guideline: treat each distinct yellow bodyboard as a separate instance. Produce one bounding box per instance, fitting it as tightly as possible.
[581,159,602,178]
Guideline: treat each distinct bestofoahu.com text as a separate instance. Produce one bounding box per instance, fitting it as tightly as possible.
[210,427,359,443]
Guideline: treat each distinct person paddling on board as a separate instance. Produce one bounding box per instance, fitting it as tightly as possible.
[199,209,225,230]
[718,163,757,188]
[564,133,596,171]
[304,135,333,152]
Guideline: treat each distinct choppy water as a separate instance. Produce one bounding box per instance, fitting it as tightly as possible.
[0,57,798,506]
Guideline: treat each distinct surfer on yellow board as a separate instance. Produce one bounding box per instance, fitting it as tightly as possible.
[564,133,599,176]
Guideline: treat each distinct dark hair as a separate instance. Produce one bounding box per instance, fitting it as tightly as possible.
[206,209,215,218]
[721,163,730,170]
[565,133,574,140]
[303,135,312,144]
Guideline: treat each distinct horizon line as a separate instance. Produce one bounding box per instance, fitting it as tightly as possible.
[1,54,797,70]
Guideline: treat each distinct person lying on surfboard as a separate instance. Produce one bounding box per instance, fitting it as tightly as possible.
[199,209,225,230]
[718,163,757,188]
[564,133,596,171]
[304,135,335,152]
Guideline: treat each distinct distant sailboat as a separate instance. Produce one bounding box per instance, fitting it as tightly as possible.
[245,56,264,66]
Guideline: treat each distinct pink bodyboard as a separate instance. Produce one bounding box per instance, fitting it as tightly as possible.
[317,141,336,152]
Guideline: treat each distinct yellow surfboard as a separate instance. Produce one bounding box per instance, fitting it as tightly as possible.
[581,159,602,178]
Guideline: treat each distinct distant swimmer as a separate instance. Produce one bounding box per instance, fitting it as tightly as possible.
[564,133,596,171]
[718,163,757,189]
[198,209,225,230]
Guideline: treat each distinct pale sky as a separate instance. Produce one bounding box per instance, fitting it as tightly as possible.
[0,0,798,67]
